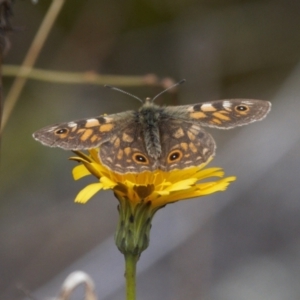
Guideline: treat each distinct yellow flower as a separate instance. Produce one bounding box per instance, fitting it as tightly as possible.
[70,149,236,207]
[70,149,236,255]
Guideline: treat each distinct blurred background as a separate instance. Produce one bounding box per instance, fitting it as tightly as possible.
[1,0,300,299]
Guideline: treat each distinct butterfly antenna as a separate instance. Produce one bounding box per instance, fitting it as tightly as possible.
[152,79,186,103]
[104,85,144,103]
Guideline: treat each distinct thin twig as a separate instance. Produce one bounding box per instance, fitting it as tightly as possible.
[2,65,161,87]
[0,0,13,143]
[1,0,65,133]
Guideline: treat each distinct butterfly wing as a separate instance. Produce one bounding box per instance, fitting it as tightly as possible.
[33,99,271,174]
[33,110,158,173]
[157,99,271,171]
[158,119,216,171]
[99,121,157,173]
[166,99,271,129]
[32,111,135,150]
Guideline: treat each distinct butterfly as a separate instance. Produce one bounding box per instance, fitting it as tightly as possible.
[33,86,271,174]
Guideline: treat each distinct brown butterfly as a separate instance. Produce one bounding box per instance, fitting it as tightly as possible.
[33,85,271,174]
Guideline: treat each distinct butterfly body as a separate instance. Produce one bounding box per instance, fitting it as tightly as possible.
[33,98,271,174]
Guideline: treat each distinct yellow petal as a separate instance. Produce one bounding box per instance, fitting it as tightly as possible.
[100,176,117,189]
[70,150,236,207]
[81,162,103,178]
[196,177,236,195]
[72,165,92,180]
[70,151,93,163]
[89,148,100,162]
[165,178,198,192]
[195,168,224,179]
[156,190,171,196]
[74,183,104,204]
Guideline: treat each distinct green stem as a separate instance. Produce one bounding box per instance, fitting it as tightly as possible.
[125,253,138,300]
[114,194,157,300]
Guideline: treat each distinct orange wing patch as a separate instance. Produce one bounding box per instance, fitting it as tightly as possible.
[190,111,207,119]
[212,112,231,121]
[187,131,196,141]
[122,132,134,143]
[90,135,99,143]
[210,118,222,125]
[117,149,123,160]
[180,142,188,151]
[189,142,197,153]
[173,127,185,138]
[99,124,114,132]
[80,129,93,141]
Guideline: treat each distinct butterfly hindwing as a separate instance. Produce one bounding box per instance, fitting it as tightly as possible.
[158,119,216,171]
[99,122,156,173]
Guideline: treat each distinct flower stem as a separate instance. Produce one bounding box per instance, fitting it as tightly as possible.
[125,253,138,300]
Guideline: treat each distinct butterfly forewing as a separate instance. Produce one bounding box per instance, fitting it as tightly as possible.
[167,99,271,129]
[32,112,134,150]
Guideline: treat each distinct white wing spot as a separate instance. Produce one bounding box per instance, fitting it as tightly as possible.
[103,117,113,122]
[184,160,192,164]
[223,101,232,108]
[242,101,254,106]
[47,126,58,132]
[68,122,77,127]
[87,118,99,123]
[201,103,213,109]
